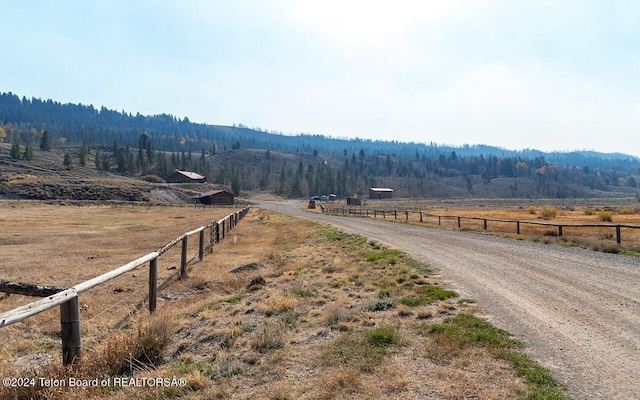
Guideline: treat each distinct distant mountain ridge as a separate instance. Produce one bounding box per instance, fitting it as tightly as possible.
[1,91,637,168]
[1,92,639,200]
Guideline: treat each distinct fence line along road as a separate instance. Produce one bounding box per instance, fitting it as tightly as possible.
[323,206,640,245]
[0,207,250,366]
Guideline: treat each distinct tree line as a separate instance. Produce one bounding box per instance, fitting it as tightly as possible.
[1,92,639,198]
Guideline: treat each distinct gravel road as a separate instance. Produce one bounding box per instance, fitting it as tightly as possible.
[256,200,640,400]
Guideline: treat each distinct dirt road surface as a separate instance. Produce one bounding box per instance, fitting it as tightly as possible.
[256,200,640,400]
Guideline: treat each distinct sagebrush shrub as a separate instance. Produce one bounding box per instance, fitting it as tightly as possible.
[540,206,557,220]
[597,211,613,222]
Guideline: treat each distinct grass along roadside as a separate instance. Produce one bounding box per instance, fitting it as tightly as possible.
[324,202,640,257]
[2,207,567,399]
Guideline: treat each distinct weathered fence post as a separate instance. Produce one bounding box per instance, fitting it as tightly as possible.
[438,216,441,225]
[616,225,621,245]
[405,211,409,221]
[180,236,188,278]
[483,219,487,230]
[374,210,377,218]
[516,221,520,235]
[60,297,81,365]
[199,229,205,262]
[210,224,215,247]
[419,211,423,223]
[457,216,461,228]
[149,258,158,313]
[394,211,397,219]
[558,225,563,237]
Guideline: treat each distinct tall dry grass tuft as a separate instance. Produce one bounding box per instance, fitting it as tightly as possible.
[251,320,288,352]
[323,302,352,326]
[136,311,174,367]
[262,248,286,271]
[315,367,362,399]
[259,291,297,316]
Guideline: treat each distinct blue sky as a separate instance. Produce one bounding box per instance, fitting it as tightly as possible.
[2,1,640,156]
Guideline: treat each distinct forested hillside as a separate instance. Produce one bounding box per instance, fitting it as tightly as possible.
[1,92,639,200]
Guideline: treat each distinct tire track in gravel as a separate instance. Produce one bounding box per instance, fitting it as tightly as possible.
[256,201,640,400]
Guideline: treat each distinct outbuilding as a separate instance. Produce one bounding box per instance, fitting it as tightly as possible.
[165,170,206,183]
[191,189,235,205]
[369,188,393,200]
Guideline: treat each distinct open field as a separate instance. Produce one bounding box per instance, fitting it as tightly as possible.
[0,202,233,366]
[322,198,640,251]
[0,203,565,399]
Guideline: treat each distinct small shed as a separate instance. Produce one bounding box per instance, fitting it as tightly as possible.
[369,188,393,200]
[191,189,235,205]
[165,170,206,183]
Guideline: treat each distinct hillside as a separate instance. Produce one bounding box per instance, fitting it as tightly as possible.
[2,92,640,201]
[0,143,213,203]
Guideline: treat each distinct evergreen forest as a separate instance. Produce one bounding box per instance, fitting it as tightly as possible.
[1,92,639,200]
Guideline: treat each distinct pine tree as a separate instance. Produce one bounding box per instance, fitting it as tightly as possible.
[95,150,102,170]
[39,130,51,151]
[63,153,73,170]
[79,139,88,167]
[10,141,21,159]
[23,145,34,161]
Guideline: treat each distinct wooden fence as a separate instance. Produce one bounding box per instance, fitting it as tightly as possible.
[0,207,250,366]
[322,206,640,246]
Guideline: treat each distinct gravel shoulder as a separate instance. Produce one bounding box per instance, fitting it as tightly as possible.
[257,200,640,400]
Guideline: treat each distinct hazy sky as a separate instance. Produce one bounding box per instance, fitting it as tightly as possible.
[2,1,640,156]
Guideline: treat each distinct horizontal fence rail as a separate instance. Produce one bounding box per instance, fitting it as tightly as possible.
[0,207,250,365]
[322,206,640,246]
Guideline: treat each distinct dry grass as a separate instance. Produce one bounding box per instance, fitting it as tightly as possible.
[0,204,562,399]
[329,199,640,250]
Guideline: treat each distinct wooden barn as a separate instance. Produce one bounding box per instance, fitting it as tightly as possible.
[369,187,393,200]
[191,189,235,205]
[165,170,206,183]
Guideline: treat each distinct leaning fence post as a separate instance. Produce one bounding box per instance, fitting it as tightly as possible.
[149,258,158,313]
[180,236,188,278]
[60,296,81,365]
[199,229,205,262]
